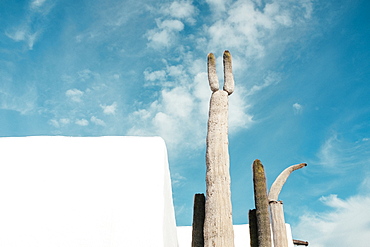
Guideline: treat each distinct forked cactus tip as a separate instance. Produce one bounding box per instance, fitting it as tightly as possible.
[223,50,234,95]
[207,52,219,92]
[223,50,231,59]
[208,53,216,61]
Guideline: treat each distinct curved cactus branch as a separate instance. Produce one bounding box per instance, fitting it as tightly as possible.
[268,163,307,201]
[268,163,307,247]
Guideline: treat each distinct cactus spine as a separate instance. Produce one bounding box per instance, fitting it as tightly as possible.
[204,51,235,247]
[252,159,272,247]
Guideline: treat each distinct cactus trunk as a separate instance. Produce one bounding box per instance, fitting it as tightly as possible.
[268,163,307,247]
[204,51,235,247]
[252,159,272,247]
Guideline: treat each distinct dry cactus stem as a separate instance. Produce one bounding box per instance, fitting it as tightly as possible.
[204,51,235,247]
[252,159,272,247]
[192,193,206,247]
[248,209,258,247]
[268,163,307,247]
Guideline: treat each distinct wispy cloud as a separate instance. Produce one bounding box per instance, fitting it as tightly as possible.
[5,0,54,50]
[294,193,370,247]
[161,1,198,24]
[75,119,89,126]
[30,0,47,9]
[293,103,303,114]
[48,118,71,128]
[90,116,106,126]
[147,19,185,49]
[146,1,197,49]
[316,133,370,170]
[0,82,37,115]
[204,0,312,59]
[101,102,117,115]
[46,70,125,135]
[66,89,84,103]
[205,0,231,14]
[6,28,40,50]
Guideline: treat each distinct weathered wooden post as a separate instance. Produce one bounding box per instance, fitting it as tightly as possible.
[192,193,206,247]
[252,159,272,247]
[268,163,307,247]
[203,51,235,247]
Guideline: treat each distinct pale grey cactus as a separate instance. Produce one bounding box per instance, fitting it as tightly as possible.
[203,50,235,247]
[268,163,307,247]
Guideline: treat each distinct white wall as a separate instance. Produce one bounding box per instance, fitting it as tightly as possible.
[177,224,294,247]
[0,136,178,247]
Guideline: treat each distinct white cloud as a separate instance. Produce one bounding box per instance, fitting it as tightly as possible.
[313,133,370,181]
[75,119,89,126]
[6,29,40,50]
[101,102,117,115]
[205,0,231,14]
[246,71,282,96]
[147,19,185,48]
[171,172,187,187]
[128,85,202,149]
[293,103,303,114]
[60,118,71,125]
[6,29,26,42]
[5,0,54,50]
[48,118,71,128]
[30,0,47,9]
[144,69,167,82]
[48,119,60,128]
[66,89,84,102]
[164,1,197,24]
[205,0,311,58]
[77,69,94,81]
[0,83,37,114]
[158,19,184,31]
[229,89,253,132]
[147,1,198,49]
[90,116,106,126]
[294,194,370,247]
[162,87,194,118]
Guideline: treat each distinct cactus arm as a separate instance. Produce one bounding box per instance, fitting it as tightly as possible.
[268,163,307,201]
[268,163,307,247]
[223,50,234,95]
[207,53,219,92]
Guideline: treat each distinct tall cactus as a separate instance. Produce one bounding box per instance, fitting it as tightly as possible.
[252,159,272,247]
[203,51,235,247]
[268,163,307,247]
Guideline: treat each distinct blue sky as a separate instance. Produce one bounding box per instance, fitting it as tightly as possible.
[1,0,369,245]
